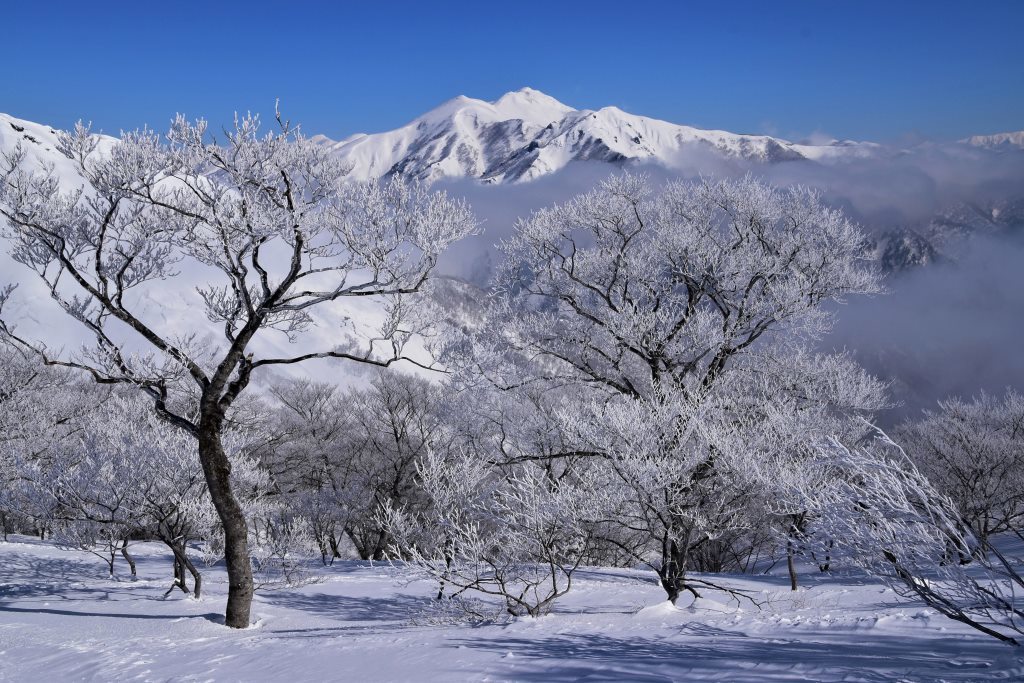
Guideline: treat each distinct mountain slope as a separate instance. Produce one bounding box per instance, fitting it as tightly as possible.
[0,113,117,186]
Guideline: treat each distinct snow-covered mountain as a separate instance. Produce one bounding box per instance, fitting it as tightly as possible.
[3,92,880,191]
[312,88,881,184]
[960,130,1024,150]
[5,91,1019,189]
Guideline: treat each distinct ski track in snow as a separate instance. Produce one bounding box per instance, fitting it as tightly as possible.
[0,537,1021,682]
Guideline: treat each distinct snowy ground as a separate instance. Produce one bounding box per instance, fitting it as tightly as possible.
[1,537,1021,682]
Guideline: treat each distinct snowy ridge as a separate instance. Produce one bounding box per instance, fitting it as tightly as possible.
[313,88,883,184]
[961,130,1024,150]
[3,94,1018,188]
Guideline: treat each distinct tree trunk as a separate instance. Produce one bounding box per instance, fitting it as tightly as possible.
[659,536,693,604]
[179,547,203,599]
[817,538,832,572]
[197,412,253,628]
[164,553,189,597]
[660,570,682,604]
[162,541,193,597]
[328,533,342,566]
[175,556,186,591]
[368,525,390,562]
[436,553,453,601]
[162,539,204,599]
[787,513,804,590]
[787,540,798,591]
[120,539,137,578]
[316,532,330,566]
[346,527,371,561]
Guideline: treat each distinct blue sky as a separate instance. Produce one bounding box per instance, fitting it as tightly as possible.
[4,1,1021,142]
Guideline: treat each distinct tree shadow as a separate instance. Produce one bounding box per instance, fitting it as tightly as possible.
[4,553,112,584]
[258,590,432,623]
[448,626,1013,682]
[0,603,223,623]
[572,568,655,585]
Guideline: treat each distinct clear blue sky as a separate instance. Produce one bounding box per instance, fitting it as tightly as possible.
[3,1,1021,142]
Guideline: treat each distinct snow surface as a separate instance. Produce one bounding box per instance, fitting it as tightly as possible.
[1,536,1021,682]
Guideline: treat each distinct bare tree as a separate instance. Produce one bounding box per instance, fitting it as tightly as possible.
[341,372,447,560]
[0,112,476,627]
[261,372,445,563]
[261,379,352,565]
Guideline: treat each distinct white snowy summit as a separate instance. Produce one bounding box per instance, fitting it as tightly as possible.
[313,87,880,184]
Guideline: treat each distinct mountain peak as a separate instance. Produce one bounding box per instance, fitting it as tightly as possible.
[494,87,572,112]
[410,89,572,130]
[415,94,486,124]
[489,88,574,127]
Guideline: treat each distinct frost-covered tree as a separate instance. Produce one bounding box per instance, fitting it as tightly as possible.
[561,352,886,600]
[26,430,145,579]
[807,429,1024,646]
[0,112,476,627]
[489,173,880,399]
[0,345,107,541]
[338,372,446,560]
[898,390,1024,545]
[446,173,886,603]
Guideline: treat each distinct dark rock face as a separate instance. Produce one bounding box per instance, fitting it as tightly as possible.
[867,197,1024,275]
[876,229,943,273]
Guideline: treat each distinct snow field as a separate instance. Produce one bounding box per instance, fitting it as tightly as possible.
[1,536,1021,682]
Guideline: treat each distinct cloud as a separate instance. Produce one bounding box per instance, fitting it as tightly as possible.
[824,236,1024,425]
[432,162,626,284]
